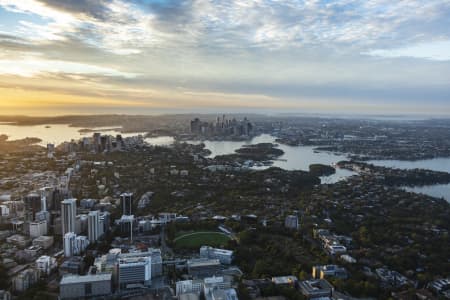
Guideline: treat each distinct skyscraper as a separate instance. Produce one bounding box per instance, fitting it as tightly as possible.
[88,210,100,243]
[63,232,77,257]
[39,187,53,212]
[61,199,76,236]
[120,193,133,216]
[24,193,41,222]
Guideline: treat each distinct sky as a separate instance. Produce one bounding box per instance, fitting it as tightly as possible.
[0,0,450,116]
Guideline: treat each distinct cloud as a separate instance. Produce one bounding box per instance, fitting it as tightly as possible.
[36,0,111,20]
[0,0,450,115]
[364,40,450,61]
[0,56,138,78]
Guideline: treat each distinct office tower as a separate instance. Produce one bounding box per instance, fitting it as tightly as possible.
[61,199,77,236]
[119,215,134,240]
[64,232,77,257]
[118,256,152,290]
[24,193,41,222]
[39,187,53,212]
[51,189,64,211]
[99,211,110,234]
[63,233,89,257]
[75,236,89,255]
[88,210,100,243]
[29,220,48,238]
[120,193,133,216]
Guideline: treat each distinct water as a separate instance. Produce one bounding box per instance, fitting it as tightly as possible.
[368,158,450,173]
[402,184,450,202]
[0,123,145,146]
[188,134,356,183]
[5,123,449,192]
[369,158,450,202]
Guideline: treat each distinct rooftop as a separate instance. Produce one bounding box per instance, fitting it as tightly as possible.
[272,276,298,285]
[188,259,221,268]
[60,273,112,285]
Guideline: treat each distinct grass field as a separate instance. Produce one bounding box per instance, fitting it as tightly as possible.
[173,231,231,249]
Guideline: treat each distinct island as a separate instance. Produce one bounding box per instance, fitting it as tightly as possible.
[214,143,284,165]
[308,163,336,176]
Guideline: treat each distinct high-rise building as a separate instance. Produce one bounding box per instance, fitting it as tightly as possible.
[118,248,163,278]
[120,193,133,216]
[119,215,134,240]
[61,199,77,236]
[39,187,53,212]
[118,256,152,290]
[64,232,89,257]
[51,188,65,211]
[99,211,110,234]
[29,220,48,238]
[64,232,77,257]
[0,205,9,216]
[24,193,41,222]
[88,211,100,243]
[35,210,50,223]
[75,236,89,255]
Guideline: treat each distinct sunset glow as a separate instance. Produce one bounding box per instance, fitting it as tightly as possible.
[0,0,449,115]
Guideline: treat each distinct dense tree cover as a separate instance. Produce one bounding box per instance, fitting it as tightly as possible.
[215,143,284,162]
[0,263,9,290]
[308,164,336,176]
[234,228,328,278]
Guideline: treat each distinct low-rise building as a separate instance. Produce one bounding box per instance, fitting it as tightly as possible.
[187,259,221,278]
[36,255,57,276]
[326,244,347,255]
[200,246,234,265]
[284,215,299,229]
[340,254,356,264]
[299,279,334,299]
[375,268,408,288]
[24,245,42,258]
[60,273,112,300]
[32,235,54,249]
[272,276,298,286]
[12,268,40,292]
[203,277,234,300]
[312,265,348,279]
[176,280,203,297]
[428,278,450,298]
[6,234,30,248]
[60,257,85,275]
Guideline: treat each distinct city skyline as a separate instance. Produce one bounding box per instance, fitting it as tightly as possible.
[0,0,450,116]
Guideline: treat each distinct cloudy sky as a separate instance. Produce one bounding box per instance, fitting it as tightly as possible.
[0,0,450,116]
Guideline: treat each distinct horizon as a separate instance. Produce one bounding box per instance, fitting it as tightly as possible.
[0,1,450,115]
[1,111,450,120]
